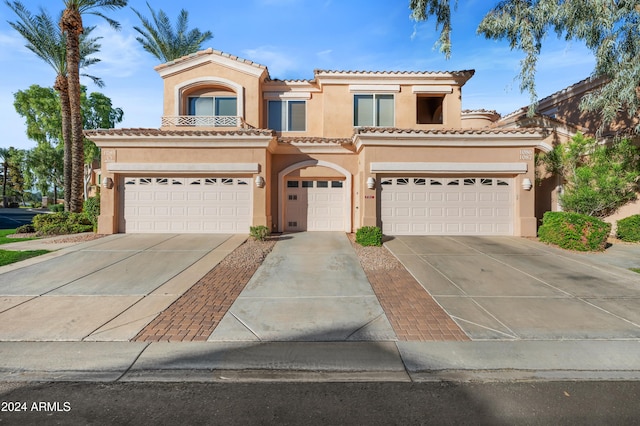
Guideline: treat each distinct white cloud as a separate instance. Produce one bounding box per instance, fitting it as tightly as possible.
[86,24,148,79]
[0,30,35,61]
[242,46,300,79]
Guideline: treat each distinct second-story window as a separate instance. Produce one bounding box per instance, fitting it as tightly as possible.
[188,96,237,117]
[354,94,394,127]
[416,95,443,124]
[268,100,306,131]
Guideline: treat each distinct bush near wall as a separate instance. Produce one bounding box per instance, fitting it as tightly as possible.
[355,226,383,247]
[538,211,611,251]
[616,215,640,242]
[84,195,100,232]
[32,212,93,236]
[249,225,270,241]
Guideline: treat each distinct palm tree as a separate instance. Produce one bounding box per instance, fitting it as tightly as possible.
[6,1,103,211]
[61,0,127,213]
[132,1,213,62]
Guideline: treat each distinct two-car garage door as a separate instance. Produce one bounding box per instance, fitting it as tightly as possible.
[121,177,252,233]
[380,177,514,235]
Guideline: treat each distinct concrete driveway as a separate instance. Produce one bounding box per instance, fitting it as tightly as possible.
[0,234,245,341]
[385,236,640,340]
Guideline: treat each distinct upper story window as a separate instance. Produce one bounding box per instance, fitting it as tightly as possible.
[188,96,237,117]
[354,94,394,127]
[416,95,443,124]
[268,100,306,132]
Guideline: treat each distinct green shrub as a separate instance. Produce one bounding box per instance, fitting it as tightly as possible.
[616,214,640,242]
[83,195,100,231]
[49,203,64,212]
[355,226,382,247]
[32,212,93,236]
[249,225,270,241]
[15,224,35,234]
[538,211,611,251]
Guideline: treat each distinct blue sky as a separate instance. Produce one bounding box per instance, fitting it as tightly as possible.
[0,0,595,150]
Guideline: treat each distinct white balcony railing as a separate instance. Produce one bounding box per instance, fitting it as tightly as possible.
[161,115,246,128]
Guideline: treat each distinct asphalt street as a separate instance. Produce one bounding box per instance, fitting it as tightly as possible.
[0,208,40,229]
[1,381,639,425]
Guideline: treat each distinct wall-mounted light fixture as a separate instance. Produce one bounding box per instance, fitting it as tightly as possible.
[255,176,265,188]
[521,177,533,191]
[366,177,376,189]
[102,177,114,189]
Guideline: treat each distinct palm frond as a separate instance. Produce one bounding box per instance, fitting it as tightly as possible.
[131,1,213,62]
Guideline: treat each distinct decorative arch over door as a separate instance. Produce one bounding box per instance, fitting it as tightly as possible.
[278,160,352,232]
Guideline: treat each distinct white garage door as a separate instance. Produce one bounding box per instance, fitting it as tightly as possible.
[121,177,252,233]
[285,180,345,231]
[381,177,514,235]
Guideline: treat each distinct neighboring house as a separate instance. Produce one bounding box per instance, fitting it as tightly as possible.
[496,77,640,226]
[86,48,553,237]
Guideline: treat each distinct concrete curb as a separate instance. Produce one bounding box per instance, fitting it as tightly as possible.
[2,340,640,383]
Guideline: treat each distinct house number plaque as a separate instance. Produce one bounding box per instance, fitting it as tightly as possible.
[519,149,533,160]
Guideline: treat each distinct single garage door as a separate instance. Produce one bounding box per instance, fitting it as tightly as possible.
[121,177,252,233]
[380,177,514,235]
[285,179,345,231]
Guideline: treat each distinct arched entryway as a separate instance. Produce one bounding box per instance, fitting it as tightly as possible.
[278,160,352,232]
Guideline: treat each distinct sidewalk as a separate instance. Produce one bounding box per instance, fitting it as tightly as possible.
[1,340,640,382]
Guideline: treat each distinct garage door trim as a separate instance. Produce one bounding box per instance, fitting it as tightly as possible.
[370,162,527,174]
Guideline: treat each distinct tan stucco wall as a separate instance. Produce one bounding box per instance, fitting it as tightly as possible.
[161,62,264,128]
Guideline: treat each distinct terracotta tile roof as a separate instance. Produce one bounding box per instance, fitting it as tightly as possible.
[153,48,267,72]
[354,127,545,136]
[278,137,353,145]
[314,69,475,77]
[84,128,275,137]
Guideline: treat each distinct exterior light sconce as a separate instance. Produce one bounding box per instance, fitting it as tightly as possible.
[521,177,533,191]
[255,176,265,188]
[102,177,114,189]
[366,177,376,189]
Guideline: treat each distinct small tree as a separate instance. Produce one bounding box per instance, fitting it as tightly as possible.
[540,133,640,218]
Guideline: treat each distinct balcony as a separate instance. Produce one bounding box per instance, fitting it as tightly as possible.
[161,115,249,128]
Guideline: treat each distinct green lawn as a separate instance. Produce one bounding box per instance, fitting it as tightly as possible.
[0,229,47,266]
[0,249,49,267]
[0,228,37,245]
[630,268,640,274]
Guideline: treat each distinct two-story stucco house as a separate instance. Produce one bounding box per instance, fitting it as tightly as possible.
[86,48,553,237]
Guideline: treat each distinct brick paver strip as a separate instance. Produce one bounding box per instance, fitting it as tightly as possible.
[133,241,274,342]
[364,266,469,341]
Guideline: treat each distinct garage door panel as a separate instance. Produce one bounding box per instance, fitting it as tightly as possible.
[121,177,252,233]
[381,176,514,235]
[463,208,477,217]
[446,208,461,217]
[285,180,345,231]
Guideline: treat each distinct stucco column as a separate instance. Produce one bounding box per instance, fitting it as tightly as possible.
[97,172,117,234]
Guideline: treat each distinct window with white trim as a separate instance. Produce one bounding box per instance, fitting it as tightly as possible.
[354,94,394,127]
[268,100,306,131]
[188,96,237,117]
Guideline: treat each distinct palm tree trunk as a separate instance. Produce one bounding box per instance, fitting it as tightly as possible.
[62,8,84,213]
[54,74,72,212]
